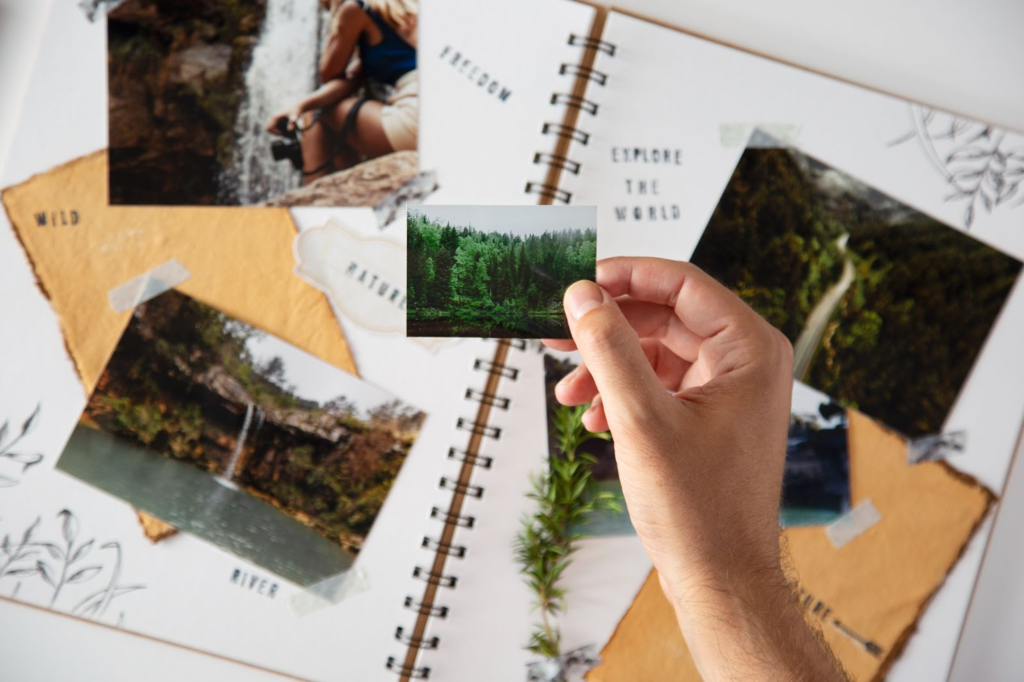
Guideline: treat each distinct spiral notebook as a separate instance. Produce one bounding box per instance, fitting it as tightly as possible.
[419,1,1024,680]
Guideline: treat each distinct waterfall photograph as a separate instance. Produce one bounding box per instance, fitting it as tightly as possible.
[107,0,420,207]
[543,355,852,533]
[56,289,426,586]
[688,141,1022,439]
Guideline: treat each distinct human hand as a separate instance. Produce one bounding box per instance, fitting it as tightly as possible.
[266,107,301,136]
[547,257,844,681]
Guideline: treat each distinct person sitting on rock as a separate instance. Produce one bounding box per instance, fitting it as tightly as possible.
[266,0,417,183]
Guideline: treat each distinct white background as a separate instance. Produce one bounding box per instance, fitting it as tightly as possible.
[1,0,1023,680]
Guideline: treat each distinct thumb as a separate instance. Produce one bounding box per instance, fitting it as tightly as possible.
[564,280,669,428]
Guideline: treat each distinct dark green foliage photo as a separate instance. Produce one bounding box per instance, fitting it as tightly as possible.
[406,207,597,338]
[689,146,1022,438]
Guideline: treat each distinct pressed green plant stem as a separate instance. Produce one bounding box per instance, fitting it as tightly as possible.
[515,403,622,659]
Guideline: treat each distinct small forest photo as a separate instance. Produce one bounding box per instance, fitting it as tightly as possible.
[689,142,1022,439]
[407,205,597,338]
[57,289,425,586]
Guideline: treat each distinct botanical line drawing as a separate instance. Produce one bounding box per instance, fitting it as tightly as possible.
[0,509,144,621]
[0,404,43,487]
[890,105,1024,229]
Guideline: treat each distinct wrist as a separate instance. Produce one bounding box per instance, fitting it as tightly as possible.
[665,564,838,682]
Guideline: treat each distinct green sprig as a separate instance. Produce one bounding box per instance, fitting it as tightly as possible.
[514,403,622,659]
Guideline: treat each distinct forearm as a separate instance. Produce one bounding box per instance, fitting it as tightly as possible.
[299,78,358,112]
[668,569,848,682]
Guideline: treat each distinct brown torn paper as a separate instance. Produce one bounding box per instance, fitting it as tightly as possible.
[590,411,994,682]
[2,151,356,393]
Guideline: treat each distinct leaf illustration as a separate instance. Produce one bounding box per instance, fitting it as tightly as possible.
[1,534,9,556]
[0,420,8,447]
[59,509,77,545]
[70,539,94,564]
[6,567,39,576]
[67,566,102,584]
[20,405,40,438]
[981,190,993,212]
[40,543,63,561]
[965,203,975,228]
[947,147,992,163]
[36,560,54,587]
[997,184,1019,206]
[19,454,43,473]
[0,474,18,488]
[952,168,985,183]
[20,517,40,545]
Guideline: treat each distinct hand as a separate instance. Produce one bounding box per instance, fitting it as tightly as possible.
[266,107,301,136]
[546,257,845,681]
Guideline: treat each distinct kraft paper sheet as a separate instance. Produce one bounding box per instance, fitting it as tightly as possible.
[2,151,356,393]
[591,411,994,682]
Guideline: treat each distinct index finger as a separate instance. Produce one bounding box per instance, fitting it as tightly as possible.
[596,256,755,338]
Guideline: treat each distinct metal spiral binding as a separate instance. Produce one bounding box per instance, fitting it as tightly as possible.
[430,506,476,528]
[421,535,468,558]
[568,33,616,55]
[473,357,519,380]
[439,476,484,498]
[386,657,430,679]
[465,387,511,409]
[527,33,617,206]
[524,181,572,204]
[387,341,522,679]
[550,92,599,115]
[559,63,607,85]
[447,446,493,469]
[542,122,590,145]
[403,596,449,618]
[455,417,501,439]
[533,152,581,175]
[412,566,458,588]
[395,627,441,650]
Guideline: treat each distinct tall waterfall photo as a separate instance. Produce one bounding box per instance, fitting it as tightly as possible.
[107,0,421,207]
[58,289,427,587]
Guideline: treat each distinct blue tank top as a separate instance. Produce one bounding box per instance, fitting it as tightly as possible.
[355,1,416,86]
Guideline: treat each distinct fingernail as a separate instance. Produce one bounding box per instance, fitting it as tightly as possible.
[565,280,604,320]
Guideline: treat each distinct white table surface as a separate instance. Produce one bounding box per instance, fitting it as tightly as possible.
[1,1,1022,680]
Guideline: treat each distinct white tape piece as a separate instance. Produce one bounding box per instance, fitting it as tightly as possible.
[79,0,125,22]
[907,430,967,464]
[720,123,803,149]
[826,499,882,549]
[374,169,438,229]
[289,566,370,616]
[526,644,600,682]
[107,259,192,313]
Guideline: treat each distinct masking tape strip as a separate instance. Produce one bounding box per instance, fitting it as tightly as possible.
[290,566,370,616]
[720,123,803,149]
[373,169,439,229]
[907,430,967,464]
[107,258,192,313]
[826,499,882,549]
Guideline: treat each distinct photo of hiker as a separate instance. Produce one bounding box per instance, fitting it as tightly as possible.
[542,354,852,534]
[107,0,418,207]
[407,205,597,338]
[689,139,1022,439]
[57,289,425,586]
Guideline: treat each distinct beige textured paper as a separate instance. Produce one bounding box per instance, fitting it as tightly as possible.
[3,151,356,393]
[591,411,994,682]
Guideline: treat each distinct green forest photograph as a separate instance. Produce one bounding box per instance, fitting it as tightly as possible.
[689,142,1022,439]
[57,289,425,586]
[407,205,597,338]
